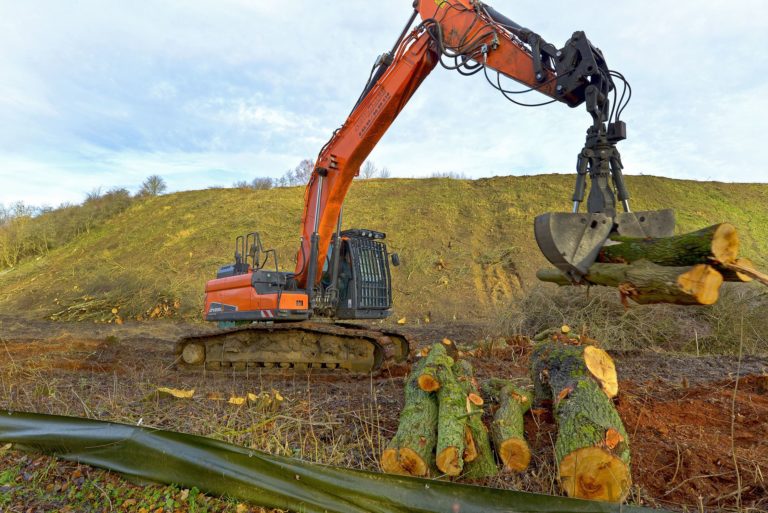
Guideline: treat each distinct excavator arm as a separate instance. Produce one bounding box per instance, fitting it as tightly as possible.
[295,0,648,292]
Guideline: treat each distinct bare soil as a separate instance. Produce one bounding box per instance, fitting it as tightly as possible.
[1,315,766,512]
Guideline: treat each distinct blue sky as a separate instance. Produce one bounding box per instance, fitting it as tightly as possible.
[1,0,767,207]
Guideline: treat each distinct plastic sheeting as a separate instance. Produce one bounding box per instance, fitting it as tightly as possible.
[0,411,665,513]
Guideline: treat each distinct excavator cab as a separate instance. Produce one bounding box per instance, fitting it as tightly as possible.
[322,229,395,319]
[203,229,395,324]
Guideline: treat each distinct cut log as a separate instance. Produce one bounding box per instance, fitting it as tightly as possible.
[599,223,739,266]
[435,364,467,476]
[482,378,533,411]
[481,378,531,473]
[532,340,631,502]
[453,360,497,479]
[417,343,454,393]
[555,379,631,502]
[531,341,618,405]
[537,260,724,305]
[381,358,438,477]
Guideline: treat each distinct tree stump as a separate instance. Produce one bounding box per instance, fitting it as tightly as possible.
[381,358,438,477]
[482,378,532,473]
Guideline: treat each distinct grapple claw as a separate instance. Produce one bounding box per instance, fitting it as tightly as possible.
[534,209,677,280]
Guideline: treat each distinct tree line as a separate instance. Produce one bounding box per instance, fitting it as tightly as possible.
[232,159,393,190]
[0,175,167,269]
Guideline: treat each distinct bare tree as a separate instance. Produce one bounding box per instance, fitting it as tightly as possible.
[251,177,273,190]
[430,171,467,179]
[139,175,168,196]
[276,159,315,187]
[378,166,392,178]
[359,161,378,179]
[293,159,314,184]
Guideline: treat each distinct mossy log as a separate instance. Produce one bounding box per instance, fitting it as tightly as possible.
[435,364,467,476]
[537,260,723,305]
[453,360,497,479]
[532,341,630,502]
[531,341,618,406]
[481,378,532,473]
[483,378,533,410]
[599,223,739,266]
[555,379,631,502]
[417,343,453,393]
[381,358,438,477]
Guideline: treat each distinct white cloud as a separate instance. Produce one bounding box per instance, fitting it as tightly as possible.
[0,0,766,207]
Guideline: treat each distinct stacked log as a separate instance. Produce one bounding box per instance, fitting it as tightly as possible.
[482,378,531,472]
[538,223,768,304]
[380,358,438,477]
[454,360,497,479]
[532,337,630,503]
[434,356,468,476]
[382,343,505,479]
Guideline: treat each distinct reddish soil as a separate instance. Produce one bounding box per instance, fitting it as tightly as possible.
[1,316,766,512]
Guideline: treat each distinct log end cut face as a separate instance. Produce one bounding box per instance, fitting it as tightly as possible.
[417,374,440,392]
[559,446,631,502]
[437,447,462,476]
[398,447,429,477]
[676,264,724,305]
[583,346,619,398]
[499,438,531,473]
[711,223,739,264]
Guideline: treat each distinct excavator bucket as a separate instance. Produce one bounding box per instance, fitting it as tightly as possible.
[534,209,676,278]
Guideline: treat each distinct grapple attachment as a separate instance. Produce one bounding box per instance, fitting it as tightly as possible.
[535,209,676,280]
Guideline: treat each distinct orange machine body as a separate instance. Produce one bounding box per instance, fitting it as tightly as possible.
[204,270,310,321]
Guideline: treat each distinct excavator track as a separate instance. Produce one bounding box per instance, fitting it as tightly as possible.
[176,322,411,373]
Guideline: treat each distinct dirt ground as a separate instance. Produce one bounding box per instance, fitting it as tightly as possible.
[0,315,766,512]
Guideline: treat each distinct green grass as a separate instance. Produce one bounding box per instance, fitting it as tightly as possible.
[0,175,766,326]
[0,449,274,512]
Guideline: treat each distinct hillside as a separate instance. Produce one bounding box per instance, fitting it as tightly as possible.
[0,175,766,324]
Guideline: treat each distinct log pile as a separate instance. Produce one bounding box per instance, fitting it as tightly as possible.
[382,341,525,479]
[538,223,768,305]
[383,332,633,504]
[381,326,632,502]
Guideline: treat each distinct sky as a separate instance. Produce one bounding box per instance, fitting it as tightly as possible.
[1,0,767,207]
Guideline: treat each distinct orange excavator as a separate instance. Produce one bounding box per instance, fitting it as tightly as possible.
[177,0,673,372]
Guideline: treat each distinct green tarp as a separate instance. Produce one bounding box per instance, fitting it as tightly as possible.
[0,411,665,513]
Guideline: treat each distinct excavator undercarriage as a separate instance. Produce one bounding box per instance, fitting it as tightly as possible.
[176,322,410,373]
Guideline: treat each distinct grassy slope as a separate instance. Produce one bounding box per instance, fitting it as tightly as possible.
[0,175,766,323]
